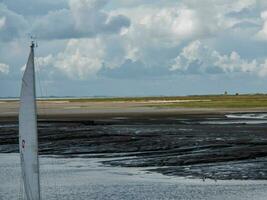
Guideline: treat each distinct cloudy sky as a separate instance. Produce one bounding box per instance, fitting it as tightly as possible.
[1,0,267,97]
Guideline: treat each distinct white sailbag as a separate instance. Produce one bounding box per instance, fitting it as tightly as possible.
[19,42,41,200]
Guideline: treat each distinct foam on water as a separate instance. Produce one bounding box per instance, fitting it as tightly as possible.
[194,113,267,125]
[199,120,267,125]
[226,113,267,119]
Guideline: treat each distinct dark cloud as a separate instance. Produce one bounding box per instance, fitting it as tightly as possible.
[0,3,27,41]
[103,15,130,33]
[0,0,130,41]
[31,9,76,40]
[1,0,68,16]
[226,8,258,19]
[99,59,171,79]
[231,21,260,30]
[31,0,130,40]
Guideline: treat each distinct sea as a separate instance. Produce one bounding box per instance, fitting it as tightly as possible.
[0,153,267,200]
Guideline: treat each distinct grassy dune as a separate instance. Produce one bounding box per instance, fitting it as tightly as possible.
[145,94,267,108]
[46,94,267,108]
[158,95,267,108]
[2,94,267,109]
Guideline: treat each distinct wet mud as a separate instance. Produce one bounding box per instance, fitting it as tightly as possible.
[1,114,267,180]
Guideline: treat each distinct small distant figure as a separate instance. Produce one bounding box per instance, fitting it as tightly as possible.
[213,175,217,182]
[211,172,217,182]
[224,91,228,95]
[235,92,239,96]
[202,176,206,182]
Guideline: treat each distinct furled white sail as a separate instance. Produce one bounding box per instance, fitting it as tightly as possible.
[19,42,41,200]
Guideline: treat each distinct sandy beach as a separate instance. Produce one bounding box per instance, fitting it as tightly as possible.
[1,98,267,121]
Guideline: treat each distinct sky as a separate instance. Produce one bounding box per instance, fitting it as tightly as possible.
[1,0,267,97]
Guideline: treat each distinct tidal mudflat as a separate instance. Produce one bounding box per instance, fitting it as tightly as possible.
[1,112,267,180]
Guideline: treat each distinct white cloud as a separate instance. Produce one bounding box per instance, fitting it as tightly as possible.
[112,0,259,67]
[109,6,206,68]
[117,6,200,47]
[138,7,198,46]
[0,63,9,74]
[2,0,267,97]
[215,51,258,73]
[36,54,54,68]
[171,40,260,75]
[36,37,128,79]
[54,38,104,79]
[33,0,267,80]
[5,0,267,81]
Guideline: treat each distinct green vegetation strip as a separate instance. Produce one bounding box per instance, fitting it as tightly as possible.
[2,94,267,108]
[43,94,267,108]
[42,94,267,102]
[148,95,267,108]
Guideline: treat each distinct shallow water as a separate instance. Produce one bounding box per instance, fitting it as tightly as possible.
[199,119,267,125]
[1,154,267,200]
[226,113,267,119]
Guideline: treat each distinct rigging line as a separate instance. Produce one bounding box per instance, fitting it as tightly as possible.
[34,46,61,200]
[18,166,23,200]
[33,44,44,200]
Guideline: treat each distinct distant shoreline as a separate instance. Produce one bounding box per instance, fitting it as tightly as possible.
[1,94,267,121]
[1,93,267,100]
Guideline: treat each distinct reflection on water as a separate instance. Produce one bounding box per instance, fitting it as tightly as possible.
[1,154,267,200]
[0,124,17,128]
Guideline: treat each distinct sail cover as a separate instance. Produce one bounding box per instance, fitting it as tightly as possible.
[19,43,41,200]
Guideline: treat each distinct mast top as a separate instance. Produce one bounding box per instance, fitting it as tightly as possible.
[29,35,38,49]
[30,40,36,49]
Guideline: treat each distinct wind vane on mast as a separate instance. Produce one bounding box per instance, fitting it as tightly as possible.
[29,34,38,48]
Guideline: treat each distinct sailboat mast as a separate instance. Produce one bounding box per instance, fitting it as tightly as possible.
[19,41,41,200]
